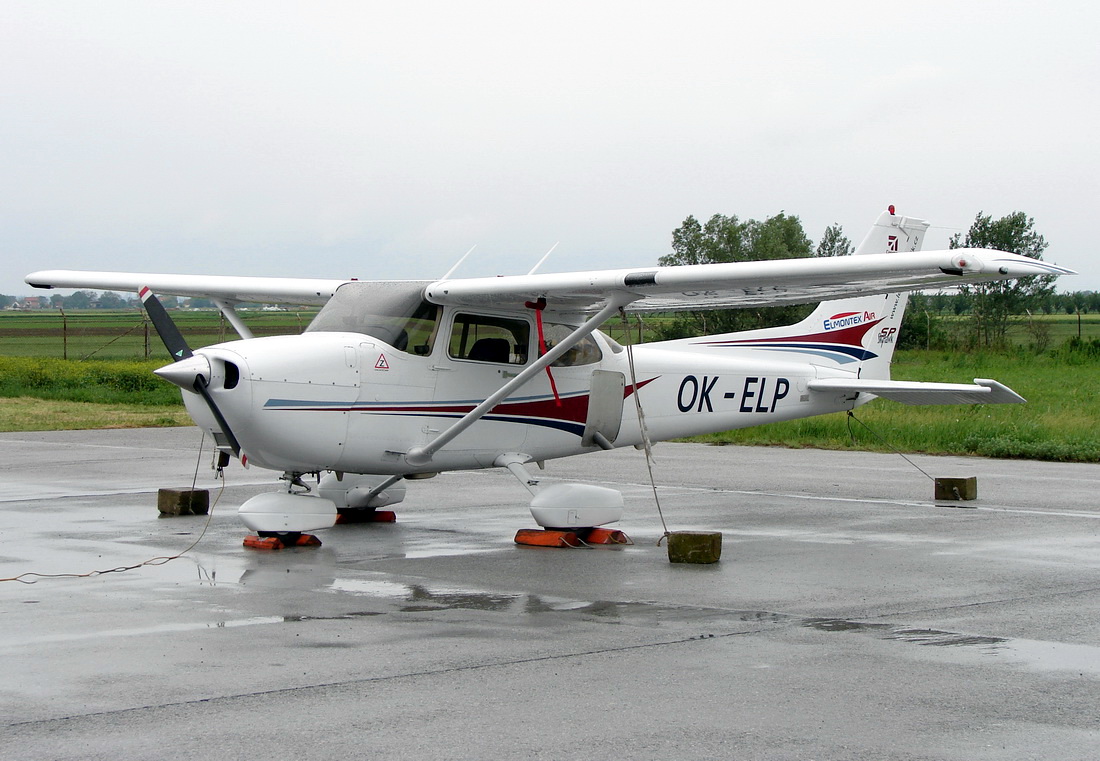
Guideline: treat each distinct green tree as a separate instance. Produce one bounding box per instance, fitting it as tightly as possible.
[63,290,96,309]
[899,293,950,350]
[815,223,853,257]
[656,212,814,338]
[949,211,1055,348]
[96,291,127,309]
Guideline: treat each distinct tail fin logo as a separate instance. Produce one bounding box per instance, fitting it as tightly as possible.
[823,311,875,331]
[887,235,899,252]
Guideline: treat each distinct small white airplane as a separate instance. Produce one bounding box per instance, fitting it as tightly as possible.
[26,208,1073,549]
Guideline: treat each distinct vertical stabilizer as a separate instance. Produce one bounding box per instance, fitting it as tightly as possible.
[853,206,930,257]
[840,208,930,379]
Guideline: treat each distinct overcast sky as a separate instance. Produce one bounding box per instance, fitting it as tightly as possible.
[3,1,1097,298]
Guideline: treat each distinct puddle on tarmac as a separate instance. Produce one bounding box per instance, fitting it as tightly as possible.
[13,615,287,645]
[804,618,1007,650]
[330,577,665,616]
[14,560,1099,678]
[325,578,807,629]
[802,617,1100,675]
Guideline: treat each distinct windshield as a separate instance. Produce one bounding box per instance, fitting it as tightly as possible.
[307,281,439,355]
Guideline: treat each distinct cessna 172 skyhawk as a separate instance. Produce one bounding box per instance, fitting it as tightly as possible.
[26,208,1073,548]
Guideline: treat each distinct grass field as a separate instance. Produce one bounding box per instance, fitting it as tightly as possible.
[695,349,1100,462]
[0,308,317,360]
[4,308,1100,358]
[928,312,1100,351]
[0,397,190,431]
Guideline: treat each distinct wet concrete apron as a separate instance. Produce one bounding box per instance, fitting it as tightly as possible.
[3,429,1099,759]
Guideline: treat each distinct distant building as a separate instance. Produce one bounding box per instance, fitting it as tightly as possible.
[10,296,48,310]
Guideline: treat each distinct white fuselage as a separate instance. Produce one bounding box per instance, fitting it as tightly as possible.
[182,315,862,476]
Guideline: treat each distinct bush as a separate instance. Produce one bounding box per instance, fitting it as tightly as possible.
[1058,336,1100,363]
[0,357,181,406]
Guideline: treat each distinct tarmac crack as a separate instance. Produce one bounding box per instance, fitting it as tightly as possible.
[5,625,777,730]
[867,583,1100,621]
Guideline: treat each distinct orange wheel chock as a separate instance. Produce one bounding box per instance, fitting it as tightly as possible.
[243,533,322,550]
[514,527,633,548]
[514,528,583,548]
[583,527,632,545]
[335,509,397,524]
[243,535,284,550]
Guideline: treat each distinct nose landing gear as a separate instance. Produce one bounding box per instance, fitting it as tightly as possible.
[239,476,338,550]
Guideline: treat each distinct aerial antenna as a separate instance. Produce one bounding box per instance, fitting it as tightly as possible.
[441,245,477,280]
[527,242,559,276]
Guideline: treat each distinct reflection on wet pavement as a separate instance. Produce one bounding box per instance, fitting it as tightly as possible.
[803,617,1100,675]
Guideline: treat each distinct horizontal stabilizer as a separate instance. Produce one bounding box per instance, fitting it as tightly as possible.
[807,377,1025,405]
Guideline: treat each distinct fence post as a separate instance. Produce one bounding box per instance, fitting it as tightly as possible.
[60,307,67,360]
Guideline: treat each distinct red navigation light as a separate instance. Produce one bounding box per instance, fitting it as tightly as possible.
[888,205,896,215]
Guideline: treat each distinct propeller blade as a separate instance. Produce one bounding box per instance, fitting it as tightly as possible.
[191,374,242,457]
[139,286,192,361]
[140,286,241,458]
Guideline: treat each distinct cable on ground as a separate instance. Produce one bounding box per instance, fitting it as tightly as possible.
[1,433,225,584]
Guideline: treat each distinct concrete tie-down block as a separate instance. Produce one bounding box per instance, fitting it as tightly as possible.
[934,477,977,502]
[157,488,210,516]
[667,531,722,564]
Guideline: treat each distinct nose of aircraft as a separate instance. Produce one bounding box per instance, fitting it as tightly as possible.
[154,354,212,390]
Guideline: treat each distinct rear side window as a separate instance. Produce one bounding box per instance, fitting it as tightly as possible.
[543,323,604,366]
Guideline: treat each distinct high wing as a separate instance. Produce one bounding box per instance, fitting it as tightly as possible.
[24,270,354,306]
[26,247,1072,315]
[424,248,1074,314]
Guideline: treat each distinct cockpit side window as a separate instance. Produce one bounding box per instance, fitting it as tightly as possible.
[400,301,442,356]
[449,313,530,365]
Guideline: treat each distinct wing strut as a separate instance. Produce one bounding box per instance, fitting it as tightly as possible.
[405,293,634,466]
[212,299,254,340]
